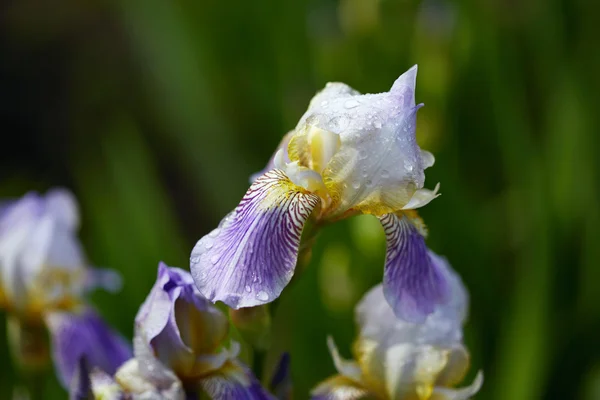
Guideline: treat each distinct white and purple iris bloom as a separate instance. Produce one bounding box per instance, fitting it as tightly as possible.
[0,189,130,387]
[312,255,483,400]
[81,263,274,400]
[191,65,446,322]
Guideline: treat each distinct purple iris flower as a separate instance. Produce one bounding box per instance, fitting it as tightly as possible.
[76,263,275,399]
[191,66,448,322]
[0,189,130,387]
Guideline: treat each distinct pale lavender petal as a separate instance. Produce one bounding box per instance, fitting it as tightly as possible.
[135,263,231,378]
[45,308,131,388]
[191,169,320,309]
[389,65,417,109]
[200,361,274,400]
[0,190,87,311]
[379,213,449,322]
[45,188,80,229]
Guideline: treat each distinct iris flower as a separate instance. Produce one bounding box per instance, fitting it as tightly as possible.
[81,263,274,399]
[311,253,482,400]
[191,65,446,322]
[0,189,130,387]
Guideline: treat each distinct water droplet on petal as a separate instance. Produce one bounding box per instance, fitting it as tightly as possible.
[245,285,252,293]
[256,291,269,301]
[320,100,329,107]
[208,229,220,238]
[373,118,382,129]
[359,150,368,160]
[381,170,390,179]
[210,255,219,265]
[204,238,214,249]
[352,181,361,189]
[329,116,349,131]
[190,256,200,263]
[344,99,360,109]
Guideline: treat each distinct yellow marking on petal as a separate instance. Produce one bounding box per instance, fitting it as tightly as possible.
[307,125,341,173]
[396,210,429,237]
[323,171,418,218]
[287,127,311,168]
[352,337,388,399]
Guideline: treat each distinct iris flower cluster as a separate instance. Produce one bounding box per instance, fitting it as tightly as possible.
[0,66,482,400]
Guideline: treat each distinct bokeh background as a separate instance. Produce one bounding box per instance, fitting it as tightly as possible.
[1,0,599,398]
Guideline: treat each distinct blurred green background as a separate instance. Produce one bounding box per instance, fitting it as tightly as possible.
[1,0,599,398]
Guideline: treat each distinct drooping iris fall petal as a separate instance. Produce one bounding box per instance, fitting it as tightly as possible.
[191,170,320,309]
[45,308,131,388]
[379,213,450,323]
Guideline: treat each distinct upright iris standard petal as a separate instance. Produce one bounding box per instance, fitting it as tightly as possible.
[45,308,131,388]
[286,65,435,217]
[135,263,233,380]
[191,169,320,309]
[379,213,449,323]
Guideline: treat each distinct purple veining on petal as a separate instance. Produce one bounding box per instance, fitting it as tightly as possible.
[191,169,320,309]
[379,213,450,322]
[45,308,131,388]
[200,362,275,400]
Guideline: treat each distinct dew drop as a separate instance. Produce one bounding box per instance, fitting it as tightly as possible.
[307,115,320,125]
[359,150,368,160]
[373,118,382,129]
[210,255,219,265]
[208,229,220,238]
[190,256,200,263]
[204,238,214,250]
[320,100,329,107]
[344,99,359,109]
[366,179,373,187]
[329,116,349,131]
[256,291,269,301]
[381,170,390,179]
[352,181,361,189]
[245,285,252,293]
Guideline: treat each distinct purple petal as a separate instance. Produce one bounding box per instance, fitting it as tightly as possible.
[191,169,320,309]
[379,213,450,322]
[69,357,91,400]
[135,263,231,378]
[45,308,132,388]
[200,361,275,400]
[269,353,292,400]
